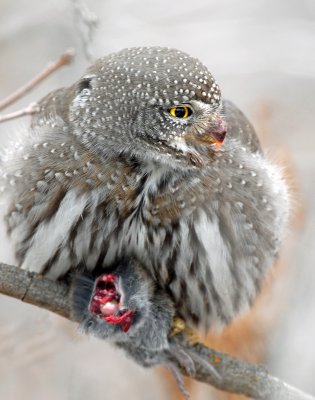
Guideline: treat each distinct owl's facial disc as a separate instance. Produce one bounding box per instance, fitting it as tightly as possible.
[165,101,227,161]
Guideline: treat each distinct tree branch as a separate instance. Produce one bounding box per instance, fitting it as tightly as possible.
[0,262,70,319]
[0,102,40,123]
[0,49,75,112]
[72,0,98,62]
[0,262,313,399]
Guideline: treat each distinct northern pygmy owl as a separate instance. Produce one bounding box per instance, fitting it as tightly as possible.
[1,47,289,385]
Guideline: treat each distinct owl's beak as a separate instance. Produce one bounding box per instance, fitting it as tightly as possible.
[193,117,227,149]
[185,116,227,150]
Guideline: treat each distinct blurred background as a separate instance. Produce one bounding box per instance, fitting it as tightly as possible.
[0,0,314,399]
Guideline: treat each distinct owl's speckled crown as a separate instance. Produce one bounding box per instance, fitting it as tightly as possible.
[88,47,221,107]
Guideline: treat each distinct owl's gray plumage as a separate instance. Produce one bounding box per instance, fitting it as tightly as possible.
[1,47,289,334]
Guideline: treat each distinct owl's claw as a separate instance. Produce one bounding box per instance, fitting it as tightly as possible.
[169,344,196,377]
[185,347,222,382]
[170,317,199,345]
[167,340,221,398]
[167,361,191,400]
[169,318,222,387]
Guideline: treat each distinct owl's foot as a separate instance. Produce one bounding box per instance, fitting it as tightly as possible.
[170,317,199,345]
[167,339,222,398]
[168,318,221,393]
[89,273,134,332]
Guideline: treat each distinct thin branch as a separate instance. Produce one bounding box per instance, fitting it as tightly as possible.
[0,49,75,112]
[0,102,40,123]
[0,262,313,400]
[171,334,315,399]
[72,0,98,61]
[0,263,70,319]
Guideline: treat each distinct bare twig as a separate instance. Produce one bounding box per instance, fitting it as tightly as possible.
[0,102,40,123]
[0,263,70,319]
[72,0,98,61]
[0,49,75,112]
[0,262,313,400]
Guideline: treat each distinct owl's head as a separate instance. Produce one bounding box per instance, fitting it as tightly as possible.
[69,47,227,169]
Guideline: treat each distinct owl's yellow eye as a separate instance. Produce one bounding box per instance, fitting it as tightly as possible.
[168,105,193,119]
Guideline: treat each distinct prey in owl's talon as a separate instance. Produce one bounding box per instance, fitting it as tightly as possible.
[89,273,134,332]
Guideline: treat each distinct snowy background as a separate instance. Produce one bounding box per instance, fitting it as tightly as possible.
[0,0,314,399]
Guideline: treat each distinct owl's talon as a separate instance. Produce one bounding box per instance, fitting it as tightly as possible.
[169,344,196,377]
[170,317,199,345]
[170,317,186,336]
[169,318,221,383]
[167,361,190,400]
[186,347,222,382]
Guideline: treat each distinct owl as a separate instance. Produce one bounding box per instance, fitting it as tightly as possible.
[1,47,289,390]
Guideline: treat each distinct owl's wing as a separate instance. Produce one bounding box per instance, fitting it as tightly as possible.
[31,87,73,130]
[223,100,262,154]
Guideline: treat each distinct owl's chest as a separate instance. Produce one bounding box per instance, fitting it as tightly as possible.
[96,177,193,269]
[9,156,286,327]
